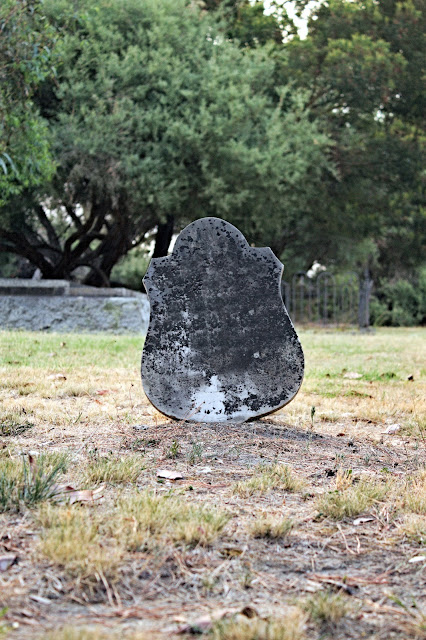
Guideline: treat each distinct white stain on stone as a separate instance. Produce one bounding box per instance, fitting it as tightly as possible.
[191,375,226,418]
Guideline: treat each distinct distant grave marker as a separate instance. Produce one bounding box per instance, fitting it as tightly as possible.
[141,217,304,422]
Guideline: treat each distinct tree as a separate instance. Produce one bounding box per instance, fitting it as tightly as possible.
[271,0,425,279]
[0,0,332,286]
[0,0,56,206]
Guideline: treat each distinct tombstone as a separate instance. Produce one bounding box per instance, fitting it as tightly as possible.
[141,217,304,422]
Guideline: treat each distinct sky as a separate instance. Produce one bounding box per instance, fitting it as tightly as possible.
[260,0,318,39]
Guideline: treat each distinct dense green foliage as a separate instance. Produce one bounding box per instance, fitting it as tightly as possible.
[0,0,55,205]
[277,0,425,280]
[370,268,426,326]
[0,0,424,324]
[0,0,331,285]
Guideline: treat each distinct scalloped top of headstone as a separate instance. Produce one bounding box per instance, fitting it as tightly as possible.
[141,217,303,422]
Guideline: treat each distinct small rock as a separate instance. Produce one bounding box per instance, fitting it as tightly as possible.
[157,469,184,481]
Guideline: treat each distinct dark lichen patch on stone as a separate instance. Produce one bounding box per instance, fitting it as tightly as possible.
[141,217,304,422]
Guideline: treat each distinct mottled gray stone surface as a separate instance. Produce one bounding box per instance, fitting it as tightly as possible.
[0,291,149,333]
[141,217,304,422]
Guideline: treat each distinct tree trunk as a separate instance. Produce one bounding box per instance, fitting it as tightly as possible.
[152,214,174,258]
[83,217,131,287]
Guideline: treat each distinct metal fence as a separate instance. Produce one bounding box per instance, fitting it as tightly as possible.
[282,270,373,328]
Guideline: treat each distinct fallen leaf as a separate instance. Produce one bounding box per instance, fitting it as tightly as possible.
[353,517,374,526]
[197,466,212,474]
[382,424,400,434]
[408,555,426,564]
[29,595,52,605]
[0,555,17,571]
[47,373,67,381]
[20,609,34,618]
[344,372,362,379]
[95,389,110,395]
[55,484,104,504]
[337,432,346,437]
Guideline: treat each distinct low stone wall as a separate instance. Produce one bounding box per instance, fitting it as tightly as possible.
[0,279,150,334]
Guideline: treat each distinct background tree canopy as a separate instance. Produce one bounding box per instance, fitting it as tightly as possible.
[0,0,55,205]
[0,0,332,285]
[0,0,424,323]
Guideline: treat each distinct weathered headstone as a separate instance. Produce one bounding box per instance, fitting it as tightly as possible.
[141,217,304,422]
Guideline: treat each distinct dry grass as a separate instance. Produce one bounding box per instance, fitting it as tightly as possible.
[233,463,304,497]
[37,504,124,584]
[400,469,426,515]
[42,630,109,640]
[0,328,425,639]
[37,491,230,585]
[302,590,351,626]
[0,410,34,436]
[84,454,144,485]
[113,491,230,549]
[397,514,426,545]
[250,514,294,539]
[211,609,307,640]
[407,612,426,640]
[316,474,391,520]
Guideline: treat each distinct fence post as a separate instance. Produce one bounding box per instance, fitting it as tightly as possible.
[358,269,373,329]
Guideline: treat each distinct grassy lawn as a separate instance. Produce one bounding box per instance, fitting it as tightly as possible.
[0,327,425,639]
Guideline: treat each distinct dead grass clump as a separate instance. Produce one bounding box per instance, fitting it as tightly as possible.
[85,454,144,485]
[56,383,91,398]
[37,504,123,582]
[316,474,390,520]
[302,590,351,626]
[0,453,67,512]
[0,411,34,436]
[397,514,426,545]
[211,609,307,640]
[250,515,294,539]
[407,612,426,640]
[401,470,426,515]
[113,491,230,549]
[233,464,304,497]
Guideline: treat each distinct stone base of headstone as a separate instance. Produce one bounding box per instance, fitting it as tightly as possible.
[0,279,149,333]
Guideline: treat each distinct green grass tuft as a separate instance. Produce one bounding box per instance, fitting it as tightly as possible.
[0,453,68,512]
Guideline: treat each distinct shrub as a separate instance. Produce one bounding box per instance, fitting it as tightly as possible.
[371,271,425,326]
